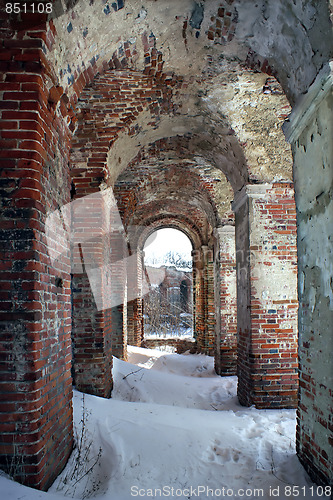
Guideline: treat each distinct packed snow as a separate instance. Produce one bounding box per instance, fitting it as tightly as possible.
[0,346,326,500]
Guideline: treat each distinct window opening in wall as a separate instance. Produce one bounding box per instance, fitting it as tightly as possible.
[143,228,193,349]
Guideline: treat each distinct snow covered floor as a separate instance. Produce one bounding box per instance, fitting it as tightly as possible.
[0,346,325,500]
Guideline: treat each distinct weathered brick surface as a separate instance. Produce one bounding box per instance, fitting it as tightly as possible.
[127,249,144,347]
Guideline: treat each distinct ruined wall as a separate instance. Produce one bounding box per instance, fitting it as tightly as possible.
[194,246,216,355]
[284,64,333,485]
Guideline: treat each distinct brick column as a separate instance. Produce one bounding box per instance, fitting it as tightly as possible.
[233,183,298,409]
[194,246,215,354]
[215,226,237,376]
[283,62,333,485]
[127,249,144,347]
[204,246,216,354]
[109,231,128,361]
[71,188,126,397]
[192,248,203,344]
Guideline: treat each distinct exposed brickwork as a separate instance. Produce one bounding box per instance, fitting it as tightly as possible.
[207,1,238,44]
[109,32,164,79]
[70,193,127,395]
[71,70,181,182]
[197,246,216,354]
[245,49,276,77]
[234,183,298,409]
[71,273,114,397]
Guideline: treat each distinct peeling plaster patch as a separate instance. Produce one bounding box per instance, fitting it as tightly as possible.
[189,2,204,30]
[299,271,305,295]
[254,258,297,302]
[308,286,316,313]
[136,8,147,22]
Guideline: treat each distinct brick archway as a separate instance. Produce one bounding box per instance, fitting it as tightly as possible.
[133,218,216,357]
[0,0,332,489]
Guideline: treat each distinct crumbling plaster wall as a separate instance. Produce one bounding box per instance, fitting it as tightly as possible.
[284,64,333,485]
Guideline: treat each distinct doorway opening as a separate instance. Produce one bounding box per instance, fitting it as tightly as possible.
[143,228,194,349]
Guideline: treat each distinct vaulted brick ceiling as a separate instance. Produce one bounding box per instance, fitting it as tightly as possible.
[50,0,332,105]
[62,0,331,241]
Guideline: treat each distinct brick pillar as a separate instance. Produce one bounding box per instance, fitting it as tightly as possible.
[109,231,128,361]
[233,183,298,409]
[194,246,215,354]
[215,226,237,376]
[0,27,73,488]
[127,249,144,347]
[204,246,216,354]
[192,248,203,344]
[71,188,122,397]
[283,62,333,486]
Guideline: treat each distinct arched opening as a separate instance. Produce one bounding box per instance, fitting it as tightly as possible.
[142,228,194,352]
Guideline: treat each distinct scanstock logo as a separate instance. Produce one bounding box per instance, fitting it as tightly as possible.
[46,188,165,311]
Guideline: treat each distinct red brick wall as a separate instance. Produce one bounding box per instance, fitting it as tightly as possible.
[0,0,330,492]
[0,16,73,489]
